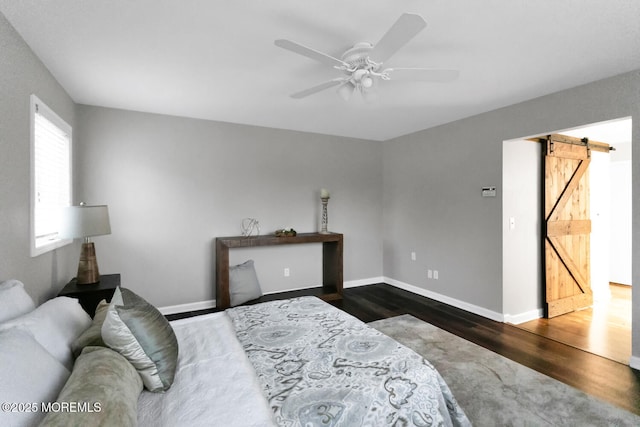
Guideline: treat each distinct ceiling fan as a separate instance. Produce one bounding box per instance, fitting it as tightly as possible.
[275,13,459,101]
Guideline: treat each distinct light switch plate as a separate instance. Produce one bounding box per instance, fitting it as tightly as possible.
[482,186,497,197]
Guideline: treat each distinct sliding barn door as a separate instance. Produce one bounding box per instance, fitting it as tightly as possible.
[544,134,593,318]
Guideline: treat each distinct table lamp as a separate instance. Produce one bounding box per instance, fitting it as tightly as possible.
[60,203,111,284]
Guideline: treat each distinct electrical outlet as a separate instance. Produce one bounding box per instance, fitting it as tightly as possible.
[284,268,290,277]
[427,269,433,279]
[411,252,416,261]
[434,270,439,280]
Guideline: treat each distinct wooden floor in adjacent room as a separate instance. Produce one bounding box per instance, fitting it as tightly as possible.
[515,283,632,364]
[169,283,640,415]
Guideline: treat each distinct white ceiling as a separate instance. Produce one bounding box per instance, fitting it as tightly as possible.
[2,1,639,141]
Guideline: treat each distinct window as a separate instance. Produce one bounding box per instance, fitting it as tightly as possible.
[30,95,72,257]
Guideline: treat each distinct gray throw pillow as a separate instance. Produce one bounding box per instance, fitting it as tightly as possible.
[229,259,262,306]
[39,346,143,427]
[101,287,178,392]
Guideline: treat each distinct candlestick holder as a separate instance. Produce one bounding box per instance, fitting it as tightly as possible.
[320,196,330,234]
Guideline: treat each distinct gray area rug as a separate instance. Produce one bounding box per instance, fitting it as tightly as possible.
[369,314,640,427]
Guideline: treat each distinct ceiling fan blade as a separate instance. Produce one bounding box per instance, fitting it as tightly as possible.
[384,68,460,82]
[275,39,347,67]
[369,13,427,64]
[290,79,345,99]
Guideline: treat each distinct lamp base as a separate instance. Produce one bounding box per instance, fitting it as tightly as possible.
[76,242,100,285]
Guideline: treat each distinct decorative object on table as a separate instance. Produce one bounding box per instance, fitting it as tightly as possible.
[59,202,111,285]
[241,218,260,237]
[275,228,297,237]
[319,188,330,234]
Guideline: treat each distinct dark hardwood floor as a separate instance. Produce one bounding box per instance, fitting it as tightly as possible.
[167,283,640,415]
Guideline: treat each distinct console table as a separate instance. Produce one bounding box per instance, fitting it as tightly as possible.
[216,232,343,309]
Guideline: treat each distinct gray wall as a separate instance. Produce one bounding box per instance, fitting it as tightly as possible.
[382,70,640,359]
[0,13,78,304]
[75,105,383,308]
[502,139,542,321]
[383,112,502,310]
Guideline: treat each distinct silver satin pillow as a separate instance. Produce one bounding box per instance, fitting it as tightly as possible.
[101,287,178,392]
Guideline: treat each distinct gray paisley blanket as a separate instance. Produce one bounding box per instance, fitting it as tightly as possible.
[227,297,471,427]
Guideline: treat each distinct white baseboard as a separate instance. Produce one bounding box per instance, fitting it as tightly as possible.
[158,278,379,315]
[263,284,320,295]
[159,299,216,315]
[158,278,503,321]
[384,276,504,322]
[630,356,640,371]
[158,277,518,325]
[504,309,544,325]
[344,276,385,288]
[262,277,380,294]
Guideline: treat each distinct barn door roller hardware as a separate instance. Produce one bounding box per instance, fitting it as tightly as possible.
[543,134,613,156]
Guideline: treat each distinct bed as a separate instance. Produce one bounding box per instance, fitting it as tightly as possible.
[0,279,470,427]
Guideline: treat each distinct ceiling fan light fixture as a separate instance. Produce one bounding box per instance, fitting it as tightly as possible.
[337,81,356,101]
[360,75,374,88]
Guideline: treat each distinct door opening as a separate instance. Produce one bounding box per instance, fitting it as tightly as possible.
[503,117,632,363]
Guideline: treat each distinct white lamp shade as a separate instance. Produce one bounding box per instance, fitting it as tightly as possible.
[59,205,111,238]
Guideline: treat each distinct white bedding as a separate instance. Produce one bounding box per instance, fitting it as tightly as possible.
[137,311,276,427]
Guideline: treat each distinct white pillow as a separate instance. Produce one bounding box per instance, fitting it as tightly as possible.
[0,328,70,427]
[0,297,91,369]
[0,279,36,322]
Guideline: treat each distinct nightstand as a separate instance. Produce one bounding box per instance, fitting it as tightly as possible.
[58,274,120,317]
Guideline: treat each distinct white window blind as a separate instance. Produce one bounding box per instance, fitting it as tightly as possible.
[30,95,72,256]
